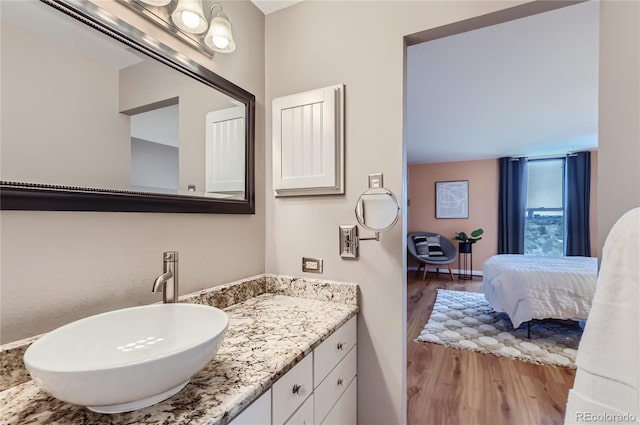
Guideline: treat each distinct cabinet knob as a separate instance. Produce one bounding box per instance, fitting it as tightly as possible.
[292,384,305,396]
[337,342,345,350]
[337,378,344,386]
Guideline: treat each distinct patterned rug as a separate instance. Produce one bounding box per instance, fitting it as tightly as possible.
[415,289,583,368]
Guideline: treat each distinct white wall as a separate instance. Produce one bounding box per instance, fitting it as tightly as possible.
[597,0,640,250]
[264,2,528,424]
[0,0,266,343]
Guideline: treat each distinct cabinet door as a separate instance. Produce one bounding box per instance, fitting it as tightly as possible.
[314,316,357,388]
[314,347,357,424]
[272,84,344,197]
[229,389,271,425]
[273,354,313,425]
[320,377,357,425]
[284,393,314,425]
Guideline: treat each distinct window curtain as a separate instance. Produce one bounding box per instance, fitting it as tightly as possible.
[498,157,528,254]
[565,151,591,256]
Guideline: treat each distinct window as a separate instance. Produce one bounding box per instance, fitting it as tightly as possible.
[524,159,565,256]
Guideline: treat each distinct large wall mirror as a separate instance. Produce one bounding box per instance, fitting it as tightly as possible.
[0,0,255,213]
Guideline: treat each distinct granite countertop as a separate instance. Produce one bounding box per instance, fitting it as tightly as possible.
[0,275,359,425]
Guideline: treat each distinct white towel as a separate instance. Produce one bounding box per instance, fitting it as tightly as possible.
[565,208,640,424]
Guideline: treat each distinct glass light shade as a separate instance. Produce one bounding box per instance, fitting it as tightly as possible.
[204,14,236,53]
[171,0,208,34]
[138,0,171,6]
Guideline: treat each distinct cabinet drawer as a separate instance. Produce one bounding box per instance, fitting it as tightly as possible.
[284,393,314,425]
[273,354,313,425]
[229,389,271,425]
[314,346,357,424]
[314,316,357,388]
[320,376,357,425]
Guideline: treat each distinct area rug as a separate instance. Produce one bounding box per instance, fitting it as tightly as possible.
[415,289,583,368]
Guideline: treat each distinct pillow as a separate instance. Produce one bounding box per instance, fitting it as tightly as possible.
[413,235,447,260]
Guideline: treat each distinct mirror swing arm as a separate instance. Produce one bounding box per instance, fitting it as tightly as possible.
[0,0,255,214]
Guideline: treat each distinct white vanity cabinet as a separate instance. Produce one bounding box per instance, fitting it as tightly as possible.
[230,316,357,425]
[229,389,272,425]
[275,315,357,425]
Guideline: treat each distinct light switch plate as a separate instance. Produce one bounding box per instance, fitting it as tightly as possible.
[302,257,323,273]
[339,225,359,259]
[368,173,384,188]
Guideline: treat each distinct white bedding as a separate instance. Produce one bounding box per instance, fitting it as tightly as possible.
[482,255,598,328]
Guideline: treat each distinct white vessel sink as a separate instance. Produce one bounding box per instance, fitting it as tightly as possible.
[24,303,228,414]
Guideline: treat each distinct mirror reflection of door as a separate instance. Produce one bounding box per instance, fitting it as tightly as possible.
[205,105,245,199]
[129,104,179,194]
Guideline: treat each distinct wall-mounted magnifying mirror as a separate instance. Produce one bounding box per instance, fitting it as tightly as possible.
[355,187,401,232]
[340,179,400,259]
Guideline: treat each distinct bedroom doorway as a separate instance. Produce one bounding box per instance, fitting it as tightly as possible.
[403,1,599,423]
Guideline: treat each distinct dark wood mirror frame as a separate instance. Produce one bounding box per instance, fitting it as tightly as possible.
[0,0,255,214]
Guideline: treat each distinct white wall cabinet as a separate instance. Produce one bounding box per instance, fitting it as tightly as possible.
[229,316,357,425]
[272,84,344,197]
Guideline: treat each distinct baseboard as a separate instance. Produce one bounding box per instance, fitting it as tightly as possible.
[407,265,483,277]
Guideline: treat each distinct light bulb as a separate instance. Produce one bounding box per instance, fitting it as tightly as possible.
[171,0,208,34]
[180,10,202,30]
[211,36,229,49]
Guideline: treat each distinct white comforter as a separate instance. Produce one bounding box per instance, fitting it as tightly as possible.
[482,255,598,328]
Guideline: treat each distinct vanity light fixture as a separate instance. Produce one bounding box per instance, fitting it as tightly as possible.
[125,0,236,55]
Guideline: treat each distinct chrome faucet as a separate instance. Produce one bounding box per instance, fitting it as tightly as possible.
[152,251,179,303]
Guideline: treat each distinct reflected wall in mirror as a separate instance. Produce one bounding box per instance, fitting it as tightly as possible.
[0,0,254,213]
[355,188,401,232]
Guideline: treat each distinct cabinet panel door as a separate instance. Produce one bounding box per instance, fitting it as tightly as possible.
[273,354,313,425]
[229,389,271,425]
[272,84,344,197]
[314,347,357,425]
[320,377,357,425]
[314,316,357,388]
[284,393,314,425]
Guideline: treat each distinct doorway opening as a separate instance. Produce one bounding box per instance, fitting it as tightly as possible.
[403,2,599,423]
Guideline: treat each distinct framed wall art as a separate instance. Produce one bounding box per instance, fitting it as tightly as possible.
[435,180,469,219]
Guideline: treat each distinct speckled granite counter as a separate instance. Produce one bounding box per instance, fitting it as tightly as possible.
[0,275,358,425]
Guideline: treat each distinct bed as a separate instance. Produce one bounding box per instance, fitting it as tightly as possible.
[482,254,598,328]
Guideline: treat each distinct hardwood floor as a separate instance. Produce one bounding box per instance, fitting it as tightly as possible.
[407,272,576,425]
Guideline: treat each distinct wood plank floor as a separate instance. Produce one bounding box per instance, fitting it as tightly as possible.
[407,272,576,425]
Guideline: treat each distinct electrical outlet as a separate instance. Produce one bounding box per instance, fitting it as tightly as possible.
[302,257,323,273]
